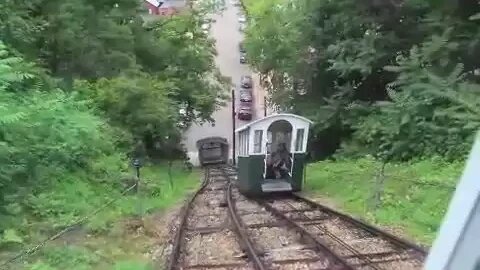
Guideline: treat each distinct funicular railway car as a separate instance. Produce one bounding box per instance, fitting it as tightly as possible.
[197,137,229,166]
[235,113,312,196]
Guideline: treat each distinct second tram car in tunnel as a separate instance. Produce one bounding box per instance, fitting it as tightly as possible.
[235,113,312,196]
[197,137,229,166]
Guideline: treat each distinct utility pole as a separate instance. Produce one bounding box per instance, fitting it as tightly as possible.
[231,88,236,165]
[264,96,267,117]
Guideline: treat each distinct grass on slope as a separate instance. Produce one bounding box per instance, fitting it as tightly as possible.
[304,157,464,245]
[1,163,200,270]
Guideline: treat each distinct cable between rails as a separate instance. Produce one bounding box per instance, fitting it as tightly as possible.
[0,183,138,269]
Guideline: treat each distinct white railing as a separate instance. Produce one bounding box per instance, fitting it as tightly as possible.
[263,154,268,179]
[289,156,294,177]
[263,142,270,179]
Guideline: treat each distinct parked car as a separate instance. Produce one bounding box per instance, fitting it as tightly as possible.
[201,23,210,35]
[240,75,253,88]
[238,16,246,23]
[240,52,247,64]
[239,23,246,32]
[237,105,252,120]
[203,17,216,23]
[239,42,246,53]
[239,88,252,102]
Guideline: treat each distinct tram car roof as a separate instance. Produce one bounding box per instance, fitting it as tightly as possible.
[235,113,313,133]
[196,136,228,148]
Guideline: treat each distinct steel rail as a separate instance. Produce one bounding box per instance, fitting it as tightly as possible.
[292,194,428,255]
[225,181,266,270]
[282,200,381,270]
[256,199,355,270]
[166,167,212,270]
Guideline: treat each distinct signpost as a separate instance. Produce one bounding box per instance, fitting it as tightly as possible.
[264,96,267,117]
[132,158,142,193]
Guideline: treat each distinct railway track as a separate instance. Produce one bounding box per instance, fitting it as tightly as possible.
[228,181,354,270]
[256,196,427,270]
[167,165,427,270]
[167,165,252,269]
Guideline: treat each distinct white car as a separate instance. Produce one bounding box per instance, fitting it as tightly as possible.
[238,16,246,23]
[239,23,246,31]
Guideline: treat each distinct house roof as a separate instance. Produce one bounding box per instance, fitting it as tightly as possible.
[160,0,186,8]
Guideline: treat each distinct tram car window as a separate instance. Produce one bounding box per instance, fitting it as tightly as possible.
[295,129,305,152]
[235,113,312,196]
[196,137,229,166]
[253,130,263,153]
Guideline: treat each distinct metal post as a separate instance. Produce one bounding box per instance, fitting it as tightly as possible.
[133,158,141,193]
[231,88,236,165]
[264,96,267,117]
[135,166,140,193]
[168,160,173,187]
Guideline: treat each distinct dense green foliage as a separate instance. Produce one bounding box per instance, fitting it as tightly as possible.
[305,158,463,244]
[4,165,199,269]
[0,0,223,267]
[1,0,227,155]
[244,0,480,161]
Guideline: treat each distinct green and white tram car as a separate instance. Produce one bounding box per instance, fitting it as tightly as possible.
[235,113,312,196]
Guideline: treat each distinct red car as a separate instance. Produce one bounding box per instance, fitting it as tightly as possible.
[240,75,253,88]
[239,89,252,102]
[237,105,252,120]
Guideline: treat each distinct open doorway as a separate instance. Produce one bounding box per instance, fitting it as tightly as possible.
[265,120,293,179]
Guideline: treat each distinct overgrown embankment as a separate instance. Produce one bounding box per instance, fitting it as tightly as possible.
[304,158,464,245]
[1,164,199,270]
[0,0,223,268]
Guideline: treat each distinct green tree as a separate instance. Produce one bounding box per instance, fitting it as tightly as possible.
[0,1,227,156]
[0,42,125,233]
[244,0,480,161]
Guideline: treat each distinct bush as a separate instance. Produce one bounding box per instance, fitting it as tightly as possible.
[0,87,127,239]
